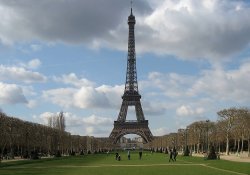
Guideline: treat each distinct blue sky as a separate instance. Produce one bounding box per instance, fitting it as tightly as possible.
[1,0,250,137]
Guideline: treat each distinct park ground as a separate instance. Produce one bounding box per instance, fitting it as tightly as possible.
[0,151,249,175]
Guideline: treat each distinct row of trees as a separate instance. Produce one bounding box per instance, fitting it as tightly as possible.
[0,112,109,161]
[1,107,249,160]
[146,107,250,156]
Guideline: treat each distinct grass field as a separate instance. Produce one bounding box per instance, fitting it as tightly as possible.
[0,151,249,175]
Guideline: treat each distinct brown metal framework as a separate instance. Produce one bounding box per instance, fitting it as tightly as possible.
[109,8,153,144]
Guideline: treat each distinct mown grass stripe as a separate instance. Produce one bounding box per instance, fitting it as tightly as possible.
[201,164,249,175]
[1,163,206,169]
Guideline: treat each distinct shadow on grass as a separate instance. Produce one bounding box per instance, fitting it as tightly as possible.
[0,152,116,168]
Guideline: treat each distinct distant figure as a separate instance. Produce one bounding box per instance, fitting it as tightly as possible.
[118,154,121,161]
[128,150,131,160]
[115,152,119,160]
[217,152,220,160]
[173,148,177,161]
[169,149,174,162]
[139,150,142,160]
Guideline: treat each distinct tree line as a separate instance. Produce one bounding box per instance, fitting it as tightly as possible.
[146,107,250,157]
[1,107,249,161]
[0,112,109,161]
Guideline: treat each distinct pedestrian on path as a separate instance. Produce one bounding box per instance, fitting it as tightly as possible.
[128,150,131,160]
[173,148,177,161]
[169,149,174,162]
[139,149,142,160]
[115,152,119,160]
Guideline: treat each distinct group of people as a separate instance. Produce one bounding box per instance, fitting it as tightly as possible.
[115,148,178,162]
[169,148,178,162]
[115,152,121,161]
[127,150,142,160]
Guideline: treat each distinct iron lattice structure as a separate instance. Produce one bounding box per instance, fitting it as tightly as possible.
[109,8,153,144]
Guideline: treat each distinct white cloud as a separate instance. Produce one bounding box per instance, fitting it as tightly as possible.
[53,73,94,88]
[43,87,110,109]
[34,111,82,128]
[176,105,204,117]
[27,59,41,69]
[188,61,250,102]
[152,127,169,136]
[82,115,112,126]
[0,82,27,104]
[176,105,191,116]
[96,85,123,107]
[0,65,46,83]
[34,112,113,136]
[43,85,122,109]
[142,101,168,116]
[85,126,94,135]
[44,75,123,109]
[74,86,110,108]
[33,112,54,125]
[19,59,41,70]
[83,126,111,137]
[42,88,77,108]
[143,71,195,98]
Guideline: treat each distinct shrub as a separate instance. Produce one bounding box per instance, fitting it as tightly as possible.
[183,146,190,156]
[207,146,217,160]
[30,150,40,160]
[55,150,61,157]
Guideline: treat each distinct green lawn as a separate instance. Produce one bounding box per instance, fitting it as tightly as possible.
[0,151,249,175]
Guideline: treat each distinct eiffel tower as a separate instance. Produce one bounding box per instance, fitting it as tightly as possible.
[109,7,153,144]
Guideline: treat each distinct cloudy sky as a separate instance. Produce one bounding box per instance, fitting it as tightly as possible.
[1,0,250,137]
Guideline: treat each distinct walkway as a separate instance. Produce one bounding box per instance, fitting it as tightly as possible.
[192,152,250,163]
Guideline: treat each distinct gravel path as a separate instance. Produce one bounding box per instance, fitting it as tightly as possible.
[192,153,250,163]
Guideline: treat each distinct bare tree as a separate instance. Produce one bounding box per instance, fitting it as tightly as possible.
[58,111,65,131]
[213,121,226,153]
[217,108,247,155]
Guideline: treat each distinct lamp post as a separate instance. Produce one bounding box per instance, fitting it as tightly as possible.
[206,120,210,154]
[184,128,189,156]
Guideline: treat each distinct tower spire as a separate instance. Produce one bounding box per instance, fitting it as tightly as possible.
[130,0,133,15]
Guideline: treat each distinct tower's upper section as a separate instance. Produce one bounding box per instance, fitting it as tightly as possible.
[128,8,136,25]
[123,6,140,98]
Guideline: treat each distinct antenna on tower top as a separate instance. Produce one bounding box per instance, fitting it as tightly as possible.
[130,0,133,15]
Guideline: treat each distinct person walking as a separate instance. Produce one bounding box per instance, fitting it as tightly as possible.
[115,152,119,160]
[139,149,142,160]
[128,150,131,160]
[169,149,174,162]
[173,147,177,161]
